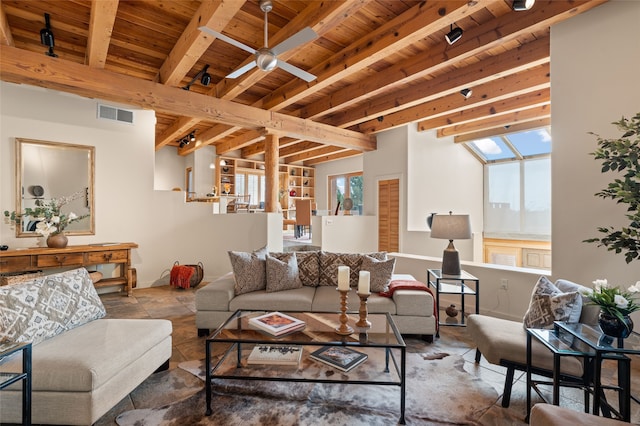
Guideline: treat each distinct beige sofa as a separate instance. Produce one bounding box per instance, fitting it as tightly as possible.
[196,250,436,340]
[0,268,172,425]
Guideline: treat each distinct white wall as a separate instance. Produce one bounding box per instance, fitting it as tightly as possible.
[311,215,378,253]
[154,146,184,191]
[0,82,280,287]
[551,0,640,286]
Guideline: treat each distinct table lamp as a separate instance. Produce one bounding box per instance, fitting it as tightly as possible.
[430,212,471,275]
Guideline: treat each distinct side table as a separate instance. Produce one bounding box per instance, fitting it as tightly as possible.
[0,342,32,425]
[427,269,479,337]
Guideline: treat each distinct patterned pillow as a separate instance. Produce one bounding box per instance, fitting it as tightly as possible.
[360,255,396,293]
[318,252,365,287]
[229,246,268,295]
[523,276,583,329]
[271,251,319,287]
[265,253,302,293]
[0,268,106,345]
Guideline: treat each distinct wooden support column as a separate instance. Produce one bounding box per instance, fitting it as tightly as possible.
[264,133,279,213]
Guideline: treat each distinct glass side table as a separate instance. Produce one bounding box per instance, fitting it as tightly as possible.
[555,321,640,421]
[0,342,32,426]
[427,269,479,337]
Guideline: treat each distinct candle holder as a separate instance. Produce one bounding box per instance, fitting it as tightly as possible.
[355,293,371,328]
[335,288,354,335]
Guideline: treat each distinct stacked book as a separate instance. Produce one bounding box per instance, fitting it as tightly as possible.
[310,346,368,372]
[248,311,306,337]
[247,344,303,366]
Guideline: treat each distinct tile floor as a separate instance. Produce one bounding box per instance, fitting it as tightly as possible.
[100,285,640,425]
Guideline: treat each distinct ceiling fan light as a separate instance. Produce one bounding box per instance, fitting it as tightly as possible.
[256,48,277,71]
[445,26,463,45]
[512,0,535,11]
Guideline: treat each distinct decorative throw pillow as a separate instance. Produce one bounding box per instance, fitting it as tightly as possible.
[523,276,582,329]
[265,253,302,293]
[0,268,106,345]
[228,246,268,295]
[318,252,364,287]
[360,255,396,293]
[271,251,319,287]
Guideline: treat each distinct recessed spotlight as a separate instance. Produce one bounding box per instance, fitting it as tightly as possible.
[460,88,472,99]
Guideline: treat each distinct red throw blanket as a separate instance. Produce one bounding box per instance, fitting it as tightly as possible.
[170,265,194,289]
[379,280,438,333]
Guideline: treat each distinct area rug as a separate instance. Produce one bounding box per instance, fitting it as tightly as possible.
[115,352,499,425]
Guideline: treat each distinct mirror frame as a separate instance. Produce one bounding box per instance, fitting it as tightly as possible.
[15,138,95,237]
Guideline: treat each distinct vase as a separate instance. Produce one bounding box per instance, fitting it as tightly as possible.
[46,234,68,249]
[445,304,459,317]
[598,312,634,338]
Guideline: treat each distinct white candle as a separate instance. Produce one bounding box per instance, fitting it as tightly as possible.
[337,266,350,291]
[358,270,371,295]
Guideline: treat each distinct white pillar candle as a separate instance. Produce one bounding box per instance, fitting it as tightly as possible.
[358,270,371,295]
[337,266,350,291]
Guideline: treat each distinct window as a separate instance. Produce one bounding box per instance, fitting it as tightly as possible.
[328,172,363,214]
[464,127,551,269]
[235,171,265,206]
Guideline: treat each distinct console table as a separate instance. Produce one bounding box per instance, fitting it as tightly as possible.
[0,243,138,296]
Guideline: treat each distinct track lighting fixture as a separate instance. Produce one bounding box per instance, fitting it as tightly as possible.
[40,13,57,57]
[177,130,196,148]
[512,0,535,11]
[460,88,472,99]
[445,24,463,45]
[183,65,212,90]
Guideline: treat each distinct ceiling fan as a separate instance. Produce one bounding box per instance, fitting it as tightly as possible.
[198,0,317,82]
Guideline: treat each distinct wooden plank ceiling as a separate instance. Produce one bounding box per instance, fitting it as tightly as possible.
[0,0,607,166]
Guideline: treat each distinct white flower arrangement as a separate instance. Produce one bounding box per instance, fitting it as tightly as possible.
[580,279,640,321]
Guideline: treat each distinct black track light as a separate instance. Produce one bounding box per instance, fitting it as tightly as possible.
[189,131,196,142]
[40,13,57,57]
[512,0,535,11]
[445,24,463,45]
[183,65,211,90]
[200,65,211,86]
[460,88,472,99]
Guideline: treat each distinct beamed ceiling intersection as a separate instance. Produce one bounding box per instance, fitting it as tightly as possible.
[0,0,607,166]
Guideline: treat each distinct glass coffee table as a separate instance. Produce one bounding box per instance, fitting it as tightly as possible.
[205,310,407,424]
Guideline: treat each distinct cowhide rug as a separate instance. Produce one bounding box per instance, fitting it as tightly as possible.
[114,352,499,426]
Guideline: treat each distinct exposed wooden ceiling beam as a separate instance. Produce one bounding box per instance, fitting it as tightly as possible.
[287,145,346,164]
[419,88,550,131]
[304,150,362,166]
[240,137,298,158]
[360,63,550,133]
[453,118,551,143]
[155,116,200,150]
[0,45,375,151]
[86,0,118,68]
[436,104,551,137]
[323,36,550,128]
[279,141,323,159]
[0,3,15,46]
[213,129,267,156]
[158,0,243,86]
[259,0,479,112]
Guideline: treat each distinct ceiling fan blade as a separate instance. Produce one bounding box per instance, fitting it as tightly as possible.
[198,26,256,55]
[271,27,318,56]
[227,60,257,79]
[276,60,316,82]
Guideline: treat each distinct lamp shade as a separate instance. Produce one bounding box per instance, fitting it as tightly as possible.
[430,214,471,240]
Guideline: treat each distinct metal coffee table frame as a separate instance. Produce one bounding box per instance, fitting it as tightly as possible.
[205,310,407,424]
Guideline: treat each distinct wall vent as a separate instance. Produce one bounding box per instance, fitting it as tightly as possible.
[97,104,134,124]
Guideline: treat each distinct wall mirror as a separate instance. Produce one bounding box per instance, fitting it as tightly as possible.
[15,138,95,237]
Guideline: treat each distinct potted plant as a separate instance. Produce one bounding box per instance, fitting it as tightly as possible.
[584,112,640,263]
[4,190,90,248]
[581,279,640,338]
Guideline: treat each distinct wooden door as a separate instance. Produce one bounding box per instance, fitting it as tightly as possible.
[378,179,399,252]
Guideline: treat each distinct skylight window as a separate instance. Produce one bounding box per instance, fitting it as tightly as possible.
[465,127,551,163]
